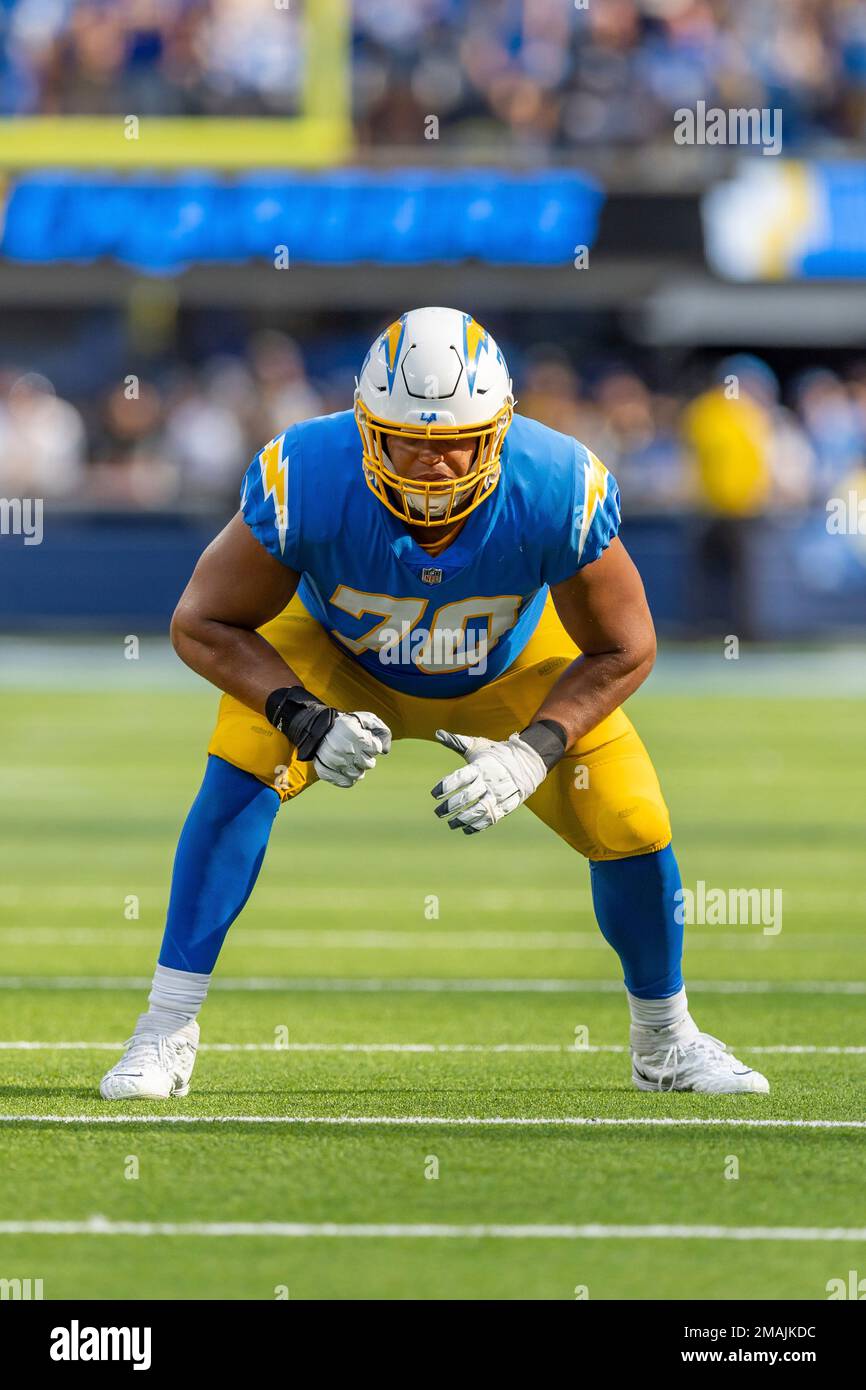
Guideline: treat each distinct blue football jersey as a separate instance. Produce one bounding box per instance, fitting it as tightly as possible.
[240,410,620,698]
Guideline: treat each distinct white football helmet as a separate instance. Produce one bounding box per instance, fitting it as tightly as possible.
[354,306,514,526]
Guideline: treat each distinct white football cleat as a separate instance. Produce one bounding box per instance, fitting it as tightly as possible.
[632,1031,769,1094]
[99,1015,199,1100]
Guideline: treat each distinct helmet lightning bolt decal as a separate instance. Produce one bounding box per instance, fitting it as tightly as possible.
[259,433,288,554]
[577,449,611,561]
[381,316,407,393]
[463,314,490,393]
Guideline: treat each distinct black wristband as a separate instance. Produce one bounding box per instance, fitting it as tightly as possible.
[265,686,336,761]
[519,718,568,772]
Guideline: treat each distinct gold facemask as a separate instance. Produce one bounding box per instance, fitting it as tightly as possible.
[354,394,513,527]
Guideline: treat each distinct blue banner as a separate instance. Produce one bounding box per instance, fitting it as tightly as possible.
[0,170,603,272]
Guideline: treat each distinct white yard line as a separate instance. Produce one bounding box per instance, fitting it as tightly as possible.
[0,1114,863,1129]
[0,976,864,994]
[0,929,613,950]
[1,1217,865,1241]
[2,885,864,910]
[0,927,854,951]
[0,887,594,910]
[1,1040,864,1055]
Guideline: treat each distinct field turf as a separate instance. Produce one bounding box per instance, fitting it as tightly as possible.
[0,649,864,1300]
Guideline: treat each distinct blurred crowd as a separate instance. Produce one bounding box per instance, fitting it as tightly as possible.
[0,331,326,509]
[2,331,865,520]
[2,0,866,148]
[356,0,866,151]
[523,350,866,518]
[0,0,305,117]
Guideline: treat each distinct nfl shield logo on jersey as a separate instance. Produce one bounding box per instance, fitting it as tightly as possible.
[421,566,443,584]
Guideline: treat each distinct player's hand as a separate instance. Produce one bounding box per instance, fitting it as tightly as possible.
[431,729,547,833]
[314,711,392,788]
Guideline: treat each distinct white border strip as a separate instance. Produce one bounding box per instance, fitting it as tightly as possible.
[1,1218,864,1241]
[1,977,865,994]
[1,1114,864,1129]
[1,1041,865,1055]
[0,927,853,952]
[0,928,604,950]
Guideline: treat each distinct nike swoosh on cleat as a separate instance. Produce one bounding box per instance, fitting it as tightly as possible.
[732,1069,753,1075]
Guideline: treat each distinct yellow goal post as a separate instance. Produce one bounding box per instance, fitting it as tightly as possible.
[0,0,352,169]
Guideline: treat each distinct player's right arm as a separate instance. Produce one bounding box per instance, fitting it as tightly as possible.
[171,513,390,786]
[171,512,303,714]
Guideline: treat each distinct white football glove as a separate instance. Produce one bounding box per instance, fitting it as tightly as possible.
[314,711,392,788]
[431,729,547,834]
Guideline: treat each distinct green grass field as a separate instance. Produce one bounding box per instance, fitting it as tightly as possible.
[1,649,864,1300]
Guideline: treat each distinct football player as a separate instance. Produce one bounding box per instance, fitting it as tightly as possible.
[100,307,768,1099]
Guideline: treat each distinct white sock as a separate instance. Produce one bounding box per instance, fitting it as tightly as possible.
[627,986,697,1053]
[143,963,211,1033]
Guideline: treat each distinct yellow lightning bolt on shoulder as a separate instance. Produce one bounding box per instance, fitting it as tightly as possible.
[577,448,610,561]
[259,434,289,554]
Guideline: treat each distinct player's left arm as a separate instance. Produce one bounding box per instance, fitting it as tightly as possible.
[533,536,656,745]
[431,538,655,833]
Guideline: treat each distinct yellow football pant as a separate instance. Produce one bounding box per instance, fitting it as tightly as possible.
[207,594,672,862]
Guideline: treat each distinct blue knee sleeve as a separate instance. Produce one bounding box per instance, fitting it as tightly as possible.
[589,844,684,999]
[158,755,279,974]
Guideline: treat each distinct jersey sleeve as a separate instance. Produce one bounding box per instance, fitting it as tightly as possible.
[543,443,621,586]
[239,428,303,569]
